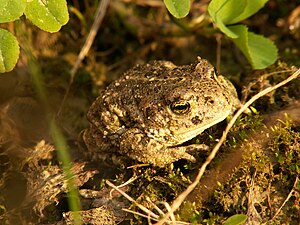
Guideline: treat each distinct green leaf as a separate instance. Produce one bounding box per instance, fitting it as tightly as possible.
[210,14,238,38]
[208,0,269,25]
[0,0,26,23]
[164,0,190,18]
[247,32,278,69]
[223,214,247,225]
[229,25,278,69]
[0,28,20,73]
[228,0,269,24]
[24,0,69,33]
[208,0,277,69]
[208,0,247,38]
[208,0,246,24]
[228,25,250,58]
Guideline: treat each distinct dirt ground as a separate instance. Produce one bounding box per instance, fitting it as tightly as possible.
[0,0,299,224]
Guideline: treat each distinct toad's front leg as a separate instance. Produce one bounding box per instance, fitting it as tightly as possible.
[119,128,207,167]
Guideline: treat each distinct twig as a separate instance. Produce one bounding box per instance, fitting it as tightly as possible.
[57,0,110,117]
[155,68,300,225]
[106,180,192,225]
[247,172,262,223]
[163,202,176,225]
[122,208,191,225]
[146,197,165,216]
[241,69,294,103]
[268,176,299,223]
[106,180,159,219]
[109,175,137,198]
[122,208,158,222]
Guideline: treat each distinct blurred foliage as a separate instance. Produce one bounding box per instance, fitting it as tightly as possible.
[0,0,69,73]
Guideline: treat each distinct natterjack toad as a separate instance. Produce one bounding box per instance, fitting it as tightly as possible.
[83,58,240,167]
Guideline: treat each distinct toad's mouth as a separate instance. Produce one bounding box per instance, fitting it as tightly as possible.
[169,109,231,146]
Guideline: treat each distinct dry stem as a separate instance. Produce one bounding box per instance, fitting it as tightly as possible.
[106,180,191,225]
[267,176,299,224]
[57,0,110,116]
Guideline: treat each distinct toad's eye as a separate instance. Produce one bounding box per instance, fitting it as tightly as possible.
[170,101,190,114]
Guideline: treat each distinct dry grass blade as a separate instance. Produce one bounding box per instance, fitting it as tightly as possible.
[267,176,299,224]
[155,68,300,225]
[109,176,137,198]
[106,180,159,219]
[146,197,165,217]
[69,0,110,77]
[122,209,159,222]
[106,181,192,225]
[163,202,176,224]
[57,0,110,116]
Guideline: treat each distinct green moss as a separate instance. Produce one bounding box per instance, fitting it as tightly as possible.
[190,121,299,224]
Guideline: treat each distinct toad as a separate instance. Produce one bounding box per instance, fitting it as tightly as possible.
[82,57,240,167]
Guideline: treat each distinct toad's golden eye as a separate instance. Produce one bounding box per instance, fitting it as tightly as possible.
[170,101,190,114]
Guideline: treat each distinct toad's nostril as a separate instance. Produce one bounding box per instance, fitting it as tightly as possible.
[204,96,215,105]
[191,116,202,125]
